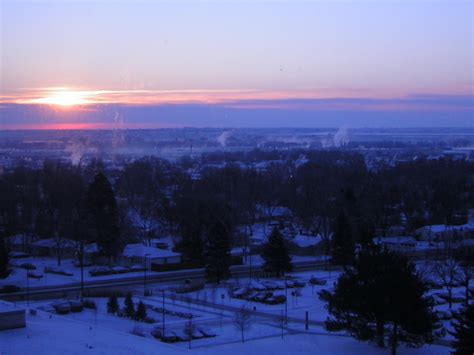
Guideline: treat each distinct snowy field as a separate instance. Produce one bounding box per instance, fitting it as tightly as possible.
[0,308,450,355]
[0,268,458,355]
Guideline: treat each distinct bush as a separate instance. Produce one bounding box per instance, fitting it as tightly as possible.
[124,292,135,318]
[82,299,97,309]
[107,294,119,314]
[135,301,147,321]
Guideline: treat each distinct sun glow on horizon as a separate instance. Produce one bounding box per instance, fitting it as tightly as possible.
[33,90,92,107]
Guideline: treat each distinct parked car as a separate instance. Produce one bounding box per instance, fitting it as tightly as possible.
[27,271,43,279]
[89,266,112,276]
[51,301,71,314]
[19,262,36,270]
[309,277,327,286]
[69,300,83,312]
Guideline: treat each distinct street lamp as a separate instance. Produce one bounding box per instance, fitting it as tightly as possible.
[144,253,150,296]
[248,244,252,284]
[162,289,166,336]
[284,276,288,325]
[26,271,29,307]
[78,240,84,299]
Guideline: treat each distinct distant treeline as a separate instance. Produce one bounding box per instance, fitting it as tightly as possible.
[0,151,473,261]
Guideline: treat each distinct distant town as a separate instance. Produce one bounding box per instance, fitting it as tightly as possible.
[1,127,473,354]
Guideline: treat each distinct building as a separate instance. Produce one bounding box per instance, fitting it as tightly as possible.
[0,301,26,331]
[373,236,417,252]
[415,223,474,242]
[121,243,182,268]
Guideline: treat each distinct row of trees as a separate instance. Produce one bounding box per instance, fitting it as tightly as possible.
[1,154,473,270]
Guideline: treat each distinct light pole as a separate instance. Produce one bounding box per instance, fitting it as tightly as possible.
[79,240,84,299]
[26,271,29,307]
[248,244,252,284]
[284,276,288,325]
[162,289,166,335]
[144,253,150,296]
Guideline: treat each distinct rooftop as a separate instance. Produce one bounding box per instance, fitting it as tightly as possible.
[123,243,181,259]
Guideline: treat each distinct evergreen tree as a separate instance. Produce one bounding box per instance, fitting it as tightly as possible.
[450,303,474,354]
[261,227,292,277]
[0,236,9,278]
[107,294,119,314]
[86,173,121,259]
[204,220,231,283]
[124,292,135,318]
[320,246,437,355]
[331,210,354,266]
[135,301,147,321]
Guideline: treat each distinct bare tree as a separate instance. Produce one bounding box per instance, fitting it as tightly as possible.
[456,264,474,306]
[233,304,252,343]
[434,259,461,309]
[319,215,333,276]
[454,247,474,306]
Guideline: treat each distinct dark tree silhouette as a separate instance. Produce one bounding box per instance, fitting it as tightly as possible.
[261,227,292,277]
[135,301,147,321]
[86,173,121,259]
[205,220,231,283]
[454,247,474,306]
[124,293,135,318]
[320,246,437,355]
[0,236,9,278]
[107,294,119,314]
[331,211,354,266]
[450,303,474,355]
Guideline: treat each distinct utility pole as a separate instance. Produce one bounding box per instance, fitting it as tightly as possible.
[249,246,252,284]
[26,271,29,307]
[284,276,288,325]
[144,253,150,296]
[79,240,84,299]
[162,290,166,335]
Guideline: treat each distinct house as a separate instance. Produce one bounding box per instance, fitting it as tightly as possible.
[289,234,324,256]
[415,223,474,242]
[0,301,25,331]
[6,234,33,253]
[30,238,77,259]
[121,243,181,269]
[373,236,417,252]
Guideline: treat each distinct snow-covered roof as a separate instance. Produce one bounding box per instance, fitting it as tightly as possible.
[31,238,76,248]
[416,223,474,234]
[122,243,181,259]
[373,236,416,245]
[7,234,29,245]
[0,300,23,313]
[291,234,321,248]
[231,247,247,256]
[83,243,98,253]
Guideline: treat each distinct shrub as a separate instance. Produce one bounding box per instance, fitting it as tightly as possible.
[107,294,119,314]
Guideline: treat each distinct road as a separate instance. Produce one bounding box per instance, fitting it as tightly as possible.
[0,260,328,302]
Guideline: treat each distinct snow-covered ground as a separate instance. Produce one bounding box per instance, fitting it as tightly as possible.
[0,268,456,355]
[0,307,449,355]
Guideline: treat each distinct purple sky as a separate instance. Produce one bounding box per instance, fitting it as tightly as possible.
[1,0,472,129]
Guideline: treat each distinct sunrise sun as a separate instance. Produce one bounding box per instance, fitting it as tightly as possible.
[34,90,91,107]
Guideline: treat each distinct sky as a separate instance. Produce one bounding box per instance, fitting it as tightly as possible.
[0,0,473,129]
